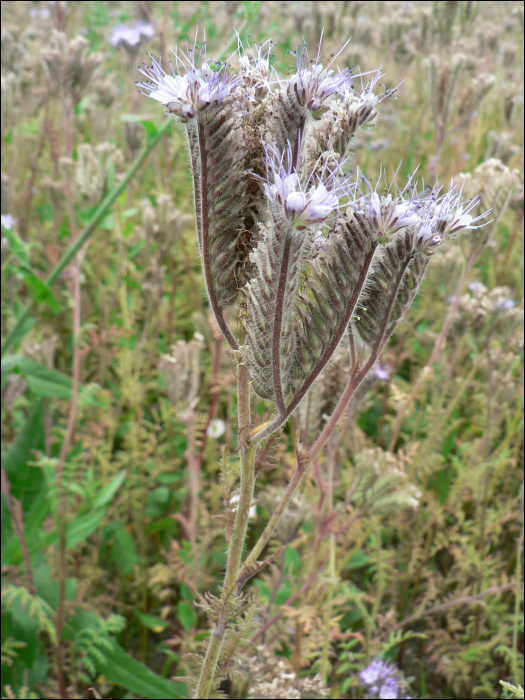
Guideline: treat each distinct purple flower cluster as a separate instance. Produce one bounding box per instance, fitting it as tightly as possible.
[360,191,420,241]
[264,144,353,230]
[137,43,239,121]
[110,21,154,50]
[290,36,353,115]
[359,659,411,699]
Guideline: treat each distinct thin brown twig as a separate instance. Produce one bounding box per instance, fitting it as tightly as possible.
[54,250,84,700]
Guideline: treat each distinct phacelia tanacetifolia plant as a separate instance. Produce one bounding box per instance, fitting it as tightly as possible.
[137,35,491,697]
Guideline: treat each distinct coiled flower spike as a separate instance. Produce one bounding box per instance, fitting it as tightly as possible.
[264,142,353,230]
[289,33,354,116]
[136,39,240,121]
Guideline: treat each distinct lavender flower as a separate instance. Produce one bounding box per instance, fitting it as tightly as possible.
[415,223,443,255]
[111,21,154,50]
[493,296,515,311]
[265,143,351,230]
[360,659,411,699]
[374,365,390,381]
[289,37,353,115]
[430,190,492,237]
[137,44,239,121]
[238,37,275,94]
[1,214,16,231]
[359,191,421,243]
[379,677,400,699]
[360,659,396,691]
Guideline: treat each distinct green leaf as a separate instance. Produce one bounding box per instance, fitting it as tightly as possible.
[43,510,106,550]
[103,521,140,575]
[177,601,196,632]
[123,275,142,290]
[63,610,187,698]
[135,611,169,633]
[23,361,71,399]
[96,638,187,698]
[275,580,291,606]
[91,470,126,509]
[22,270,61,313]
[3,227,29,265]
[1,399,45,511]
[180,583,194,602]
[26,374,71,399]
[99,212,114,230]
[345,551,370,570]
[140,119,159,142]
[2,355,74,399]
[128,240,146,259]
[284,547,301,573]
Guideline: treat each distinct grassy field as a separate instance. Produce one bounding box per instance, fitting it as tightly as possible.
[1,2,523,698]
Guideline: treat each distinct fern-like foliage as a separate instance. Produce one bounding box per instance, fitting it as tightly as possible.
[73,613,126,684]
[1,584,57,644]
[1,637,27,667]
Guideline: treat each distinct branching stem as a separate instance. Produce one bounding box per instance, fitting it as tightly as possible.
[242,258,411,577]
[251,243,377,445]
[195,364,254,697]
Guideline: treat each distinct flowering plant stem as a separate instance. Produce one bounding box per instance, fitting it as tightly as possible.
[241,258,409,582]
[195,364,255,698]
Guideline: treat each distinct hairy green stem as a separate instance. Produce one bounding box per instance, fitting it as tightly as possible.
[512,486,524,685]
[1,119,173,357]
[320,443,337,685]
[195,364,253,697]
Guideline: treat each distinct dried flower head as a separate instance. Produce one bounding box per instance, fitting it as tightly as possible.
[42,31,103,102]
[158,335,205,410]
